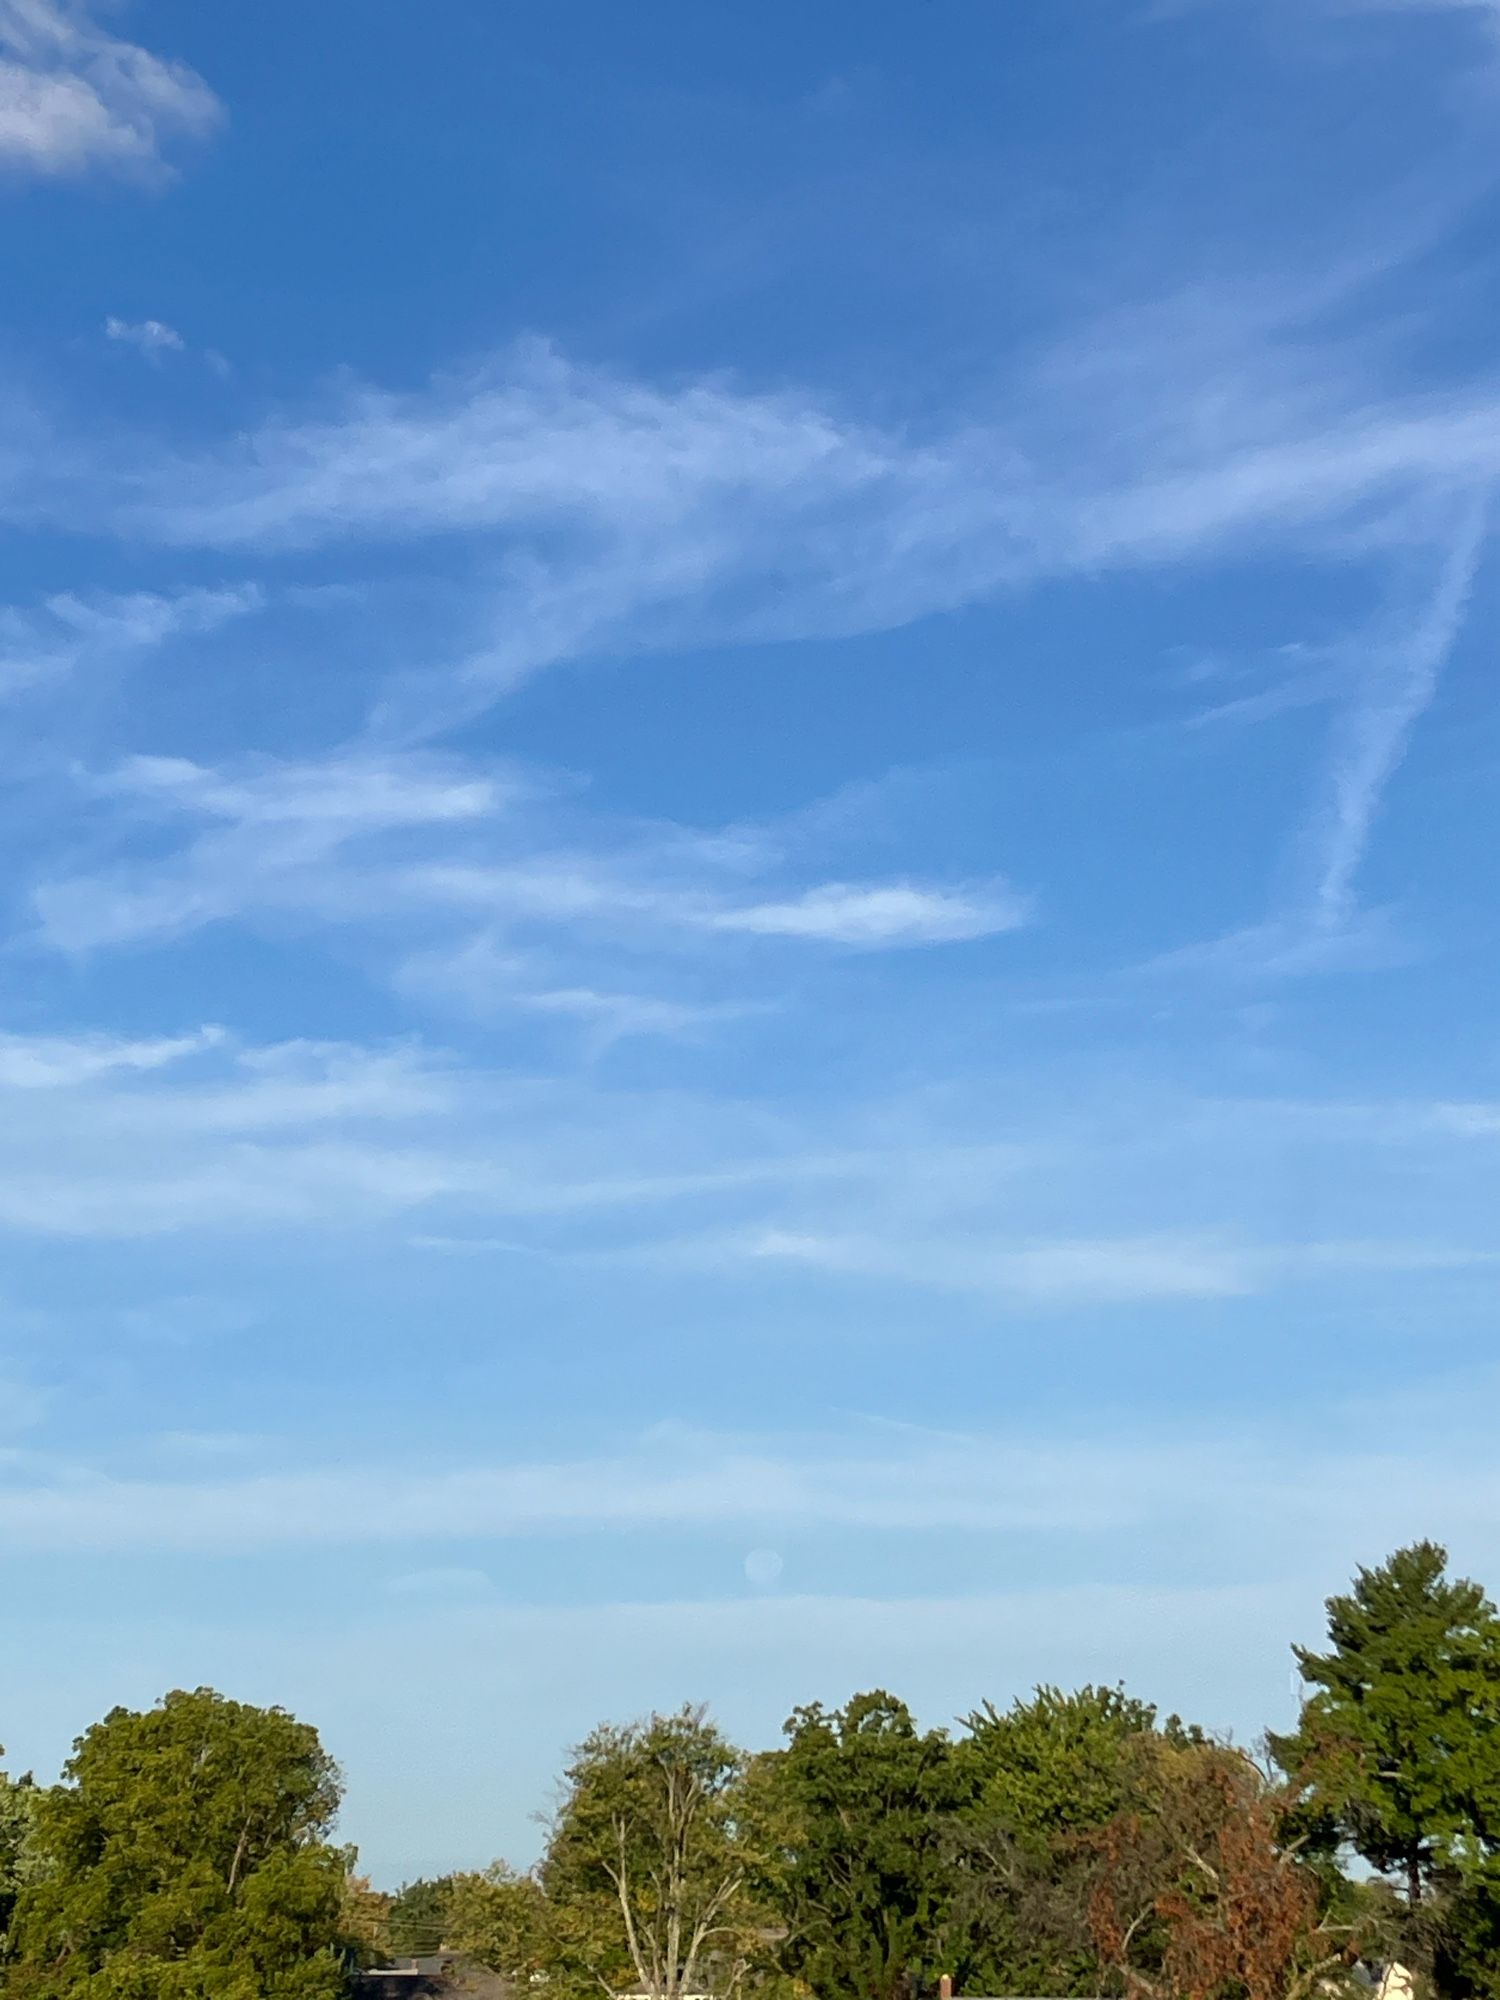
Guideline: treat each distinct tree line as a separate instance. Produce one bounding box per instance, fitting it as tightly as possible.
[1,1542,1498,1999]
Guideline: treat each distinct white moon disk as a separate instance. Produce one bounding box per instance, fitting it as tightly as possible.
[744,1548,784,1589]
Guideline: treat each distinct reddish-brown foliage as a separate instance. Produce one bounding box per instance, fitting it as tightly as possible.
[1086,1746,1354,2000]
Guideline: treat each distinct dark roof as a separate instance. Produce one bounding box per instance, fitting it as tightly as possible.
[353,1976,444,2000]
[352,1958,512,2000]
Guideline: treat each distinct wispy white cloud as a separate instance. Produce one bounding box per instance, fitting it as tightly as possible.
[0,0,220,181]
[709,880,1026,946]
[0,1021,924,1237]
[0,1025,221,1088]
[1,248,1494,768]
[120,333,1481,588]
[0,1029,478,1234]
[0,583,261,699]
[0,231,1452,1077]
[392,931,744,1047]
[411,863,1026,952]
[10,1384,1500,1554]
[28,295,1482,1006]
[699,1221,1497,1302]
[1135,906,1412,984]
[103,315,182,359]
[0,1025,824,1236]
[30,748,1028,1001]
[0,1022,1493,1350]
[103,748,513,832]
[0,1439,1207,1551]
[124,342,894,555]
[59,322,1500,741]
[737,1226,1258,1301]
[31,750,520,950]
[513,984,742,1041]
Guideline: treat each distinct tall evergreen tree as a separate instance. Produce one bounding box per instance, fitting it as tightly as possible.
[1272,1543,1500,1995]
[1272,1543,1500,1904]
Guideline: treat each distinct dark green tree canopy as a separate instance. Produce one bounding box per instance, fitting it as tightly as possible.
[748,1690,974,2000]
[1272,1542,1500,1900]
[8,1686,350,2000]
[962,1682,1198,1844]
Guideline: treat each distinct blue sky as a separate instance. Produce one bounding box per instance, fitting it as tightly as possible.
[2,0,1500,1885]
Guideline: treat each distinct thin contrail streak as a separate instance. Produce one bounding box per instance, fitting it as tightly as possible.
[1313,497,1488,929]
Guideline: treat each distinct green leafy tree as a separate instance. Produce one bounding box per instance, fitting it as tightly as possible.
[7,1686,351,2000]
[748,1690,973,2000]
[385,1877,456,1957]
[444,1865,549,1979]
[0,1761,41,1945]
[339,1869,391,1966]
[964,1683,1199,1841]
[540,1704,757,2000]
[949,1684,1202,1996]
